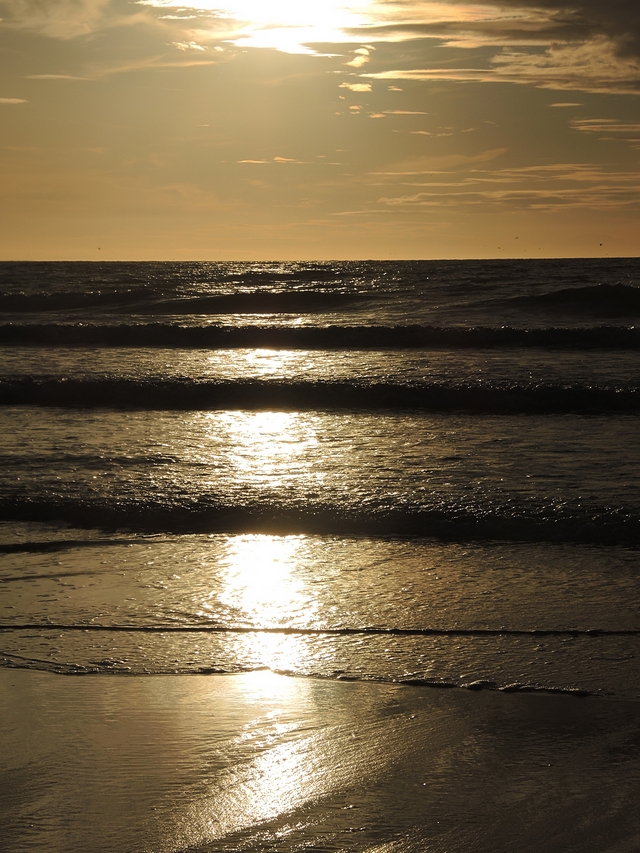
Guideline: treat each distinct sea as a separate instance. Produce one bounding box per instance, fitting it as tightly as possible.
[1,257,639,699]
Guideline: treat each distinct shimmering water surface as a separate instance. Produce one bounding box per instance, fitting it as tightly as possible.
[1,258,639,698]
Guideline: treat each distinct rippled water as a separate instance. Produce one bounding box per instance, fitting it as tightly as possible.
[1,258,639,698]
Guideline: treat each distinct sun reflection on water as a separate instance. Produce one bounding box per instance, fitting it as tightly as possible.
[219,534,308,624]
[216,535,316,671]
[206,411,323,491]
[209,349,315,379]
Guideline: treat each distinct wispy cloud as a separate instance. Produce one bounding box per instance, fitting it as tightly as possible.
[367,37,640,94]
[571,118,640,133]
[570,117,640,146]
[355,1,640,93]
[0,97,28,104]
[375,161,640,210]
[25,75,88,80]
[0,0,113,39]
[238,156,321,165]
[379,185,640,210]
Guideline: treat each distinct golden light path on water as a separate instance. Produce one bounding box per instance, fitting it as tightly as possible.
[205,410,324,490]
[218,535,315,670]
[201,408,324,670]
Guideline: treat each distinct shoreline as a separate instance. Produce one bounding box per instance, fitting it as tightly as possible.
[2,660,632,701]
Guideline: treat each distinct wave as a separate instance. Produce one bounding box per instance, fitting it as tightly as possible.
[0,646,611,697]
[0,652,604,699]
[509,283,640,316]
[0,537,141,555]
[0,290,366,315]
[1,377,637,413]
[1,497,638,545]
[1,323,639,348]
[0,289,156,313]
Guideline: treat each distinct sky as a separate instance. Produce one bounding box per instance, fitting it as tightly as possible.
[0,0,639,259]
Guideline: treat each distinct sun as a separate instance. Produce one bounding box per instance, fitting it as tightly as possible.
[142,0,375,53]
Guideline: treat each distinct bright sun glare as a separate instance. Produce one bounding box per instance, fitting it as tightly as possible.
[219,535,313,672]
[143,0,375,52]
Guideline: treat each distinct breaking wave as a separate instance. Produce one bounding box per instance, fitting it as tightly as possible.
[1,377,638,413]
[2,323,640,348]
[1,496,638,545]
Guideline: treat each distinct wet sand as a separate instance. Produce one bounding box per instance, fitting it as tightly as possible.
[1,668,639,853]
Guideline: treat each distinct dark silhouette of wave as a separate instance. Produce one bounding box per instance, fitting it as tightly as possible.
[0,291,366,315]
[1,497,638,545]
[2,323,639,348]
[0,539,133,555]
[509,283,640,316]
[1,377,637,413]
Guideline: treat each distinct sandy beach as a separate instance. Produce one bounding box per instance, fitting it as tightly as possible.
[1,668,639,853]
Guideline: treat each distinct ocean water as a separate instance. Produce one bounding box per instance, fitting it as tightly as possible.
[1,258,640,698]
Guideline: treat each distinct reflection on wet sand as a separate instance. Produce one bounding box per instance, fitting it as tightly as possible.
[1,669,639,853]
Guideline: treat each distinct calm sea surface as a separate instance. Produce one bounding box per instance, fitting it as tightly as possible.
[1,258,639,697]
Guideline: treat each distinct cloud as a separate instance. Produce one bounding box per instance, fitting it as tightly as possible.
[370,148,510,176]
[350,1,640,93]
[367,36,640,93]
[339,82,372,92]
[351,1,640,59]
[571,118,640,133]
[378,184,640,210]
[0,0,113,38]
[570,117,640,146]
[346,47,373,68]
[496,0,640,59]
[26,75,88,80]
[374,160,640,211]
[0,97,28,104]
[172,40,207,50]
